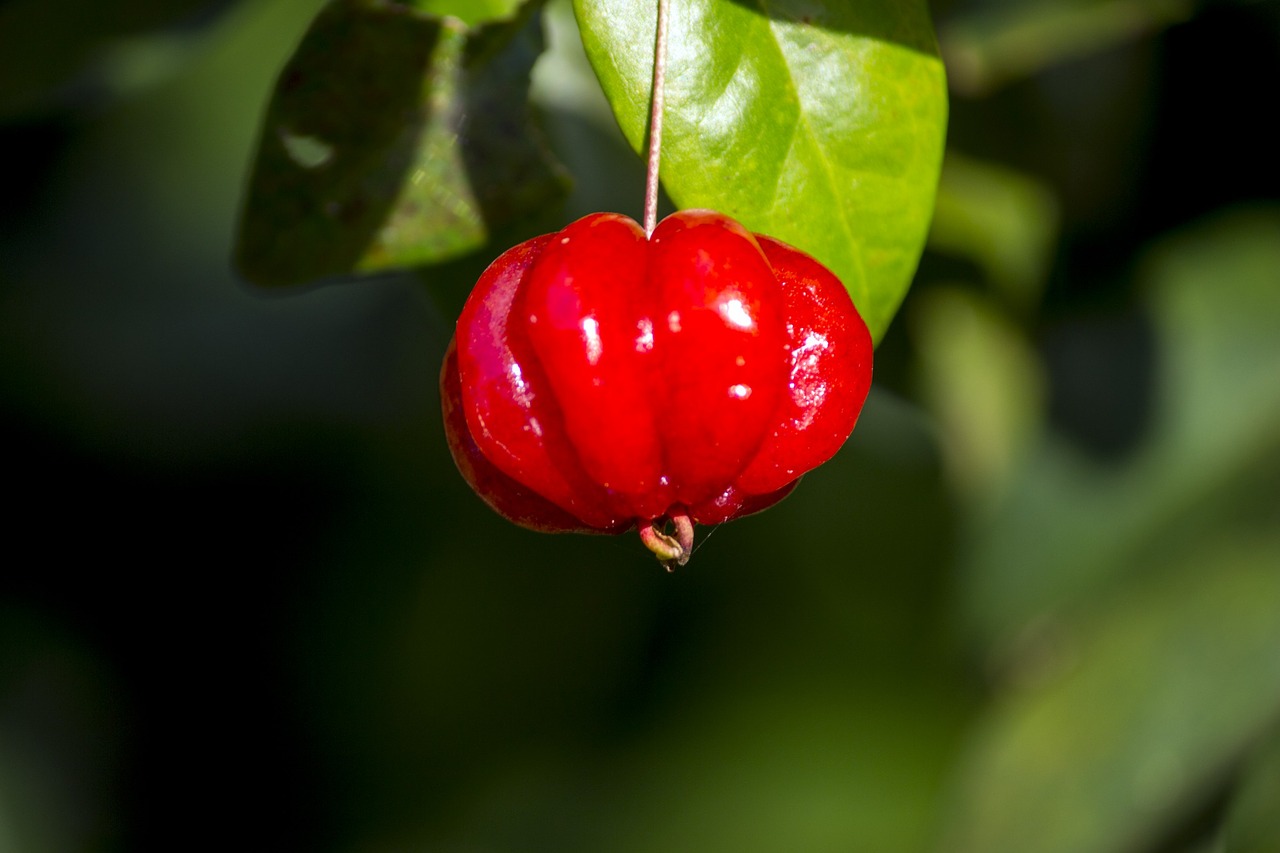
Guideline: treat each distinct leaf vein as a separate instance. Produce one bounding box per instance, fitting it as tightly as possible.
[756,0,866,293]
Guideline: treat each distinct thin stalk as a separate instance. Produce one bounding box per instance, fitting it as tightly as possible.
[643,0,670,236]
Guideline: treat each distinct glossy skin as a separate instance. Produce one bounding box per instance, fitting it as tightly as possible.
[442,209,872,538]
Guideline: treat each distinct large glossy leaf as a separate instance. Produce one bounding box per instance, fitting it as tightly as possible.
[573,0,948,342]
[236,0,568,286]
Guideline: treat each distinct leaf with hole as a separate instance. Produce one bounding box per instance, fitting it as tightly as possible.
[236,0,568,286]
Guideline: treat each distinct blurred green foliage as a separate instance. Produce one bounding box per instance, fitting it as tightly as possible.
[1,1,1278,852]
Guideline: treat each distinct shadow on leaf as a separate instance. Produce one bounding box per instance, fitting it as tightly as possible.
[235,0,567,288]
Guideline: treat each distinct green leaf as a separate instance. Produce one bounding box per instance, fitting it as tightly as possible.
[236,0,568,287]
[928,151,1061,311]
[959,208,1280,653]
[937,533,1280,853]
[572,0,948,343]
[909,286,1046,509]
[938,207,1280,853]
[1223,728,1280,853]
[406,0,525,27]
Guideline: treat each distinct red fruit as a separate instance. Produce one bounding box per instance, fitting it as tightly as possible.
[441,209,872,567]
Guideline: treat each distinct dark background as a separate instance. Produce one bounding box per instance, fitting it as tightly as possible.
[2,1,1278,851]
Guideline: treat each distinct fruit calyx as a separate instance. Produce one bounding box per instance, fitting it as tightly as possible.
[638,510,695,570]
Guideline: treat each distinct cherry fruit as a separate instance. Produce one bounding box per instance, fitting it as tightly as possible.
[441,209,872,567]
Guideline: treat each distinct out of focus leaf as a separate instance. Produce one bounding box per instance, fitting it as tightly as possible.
[600,685,962,853]
[573,0,947,343]
[940,0,1194,96]
[928,152,1060,311]
[1223,729,1280,853]
[0,0,228,117]
[938,533,1280,853]
[959,208,1280,651]
[409,0,525,26]
[236,0,568,286]
[910,286,1045,509]
[0,607,120,853]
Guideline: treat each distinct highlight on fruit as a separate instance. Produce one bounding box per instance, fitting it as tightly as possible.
[441,208,872,568]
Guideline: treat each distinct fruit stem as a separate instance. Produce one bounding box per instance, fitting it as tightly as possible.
[639,510,694,571]
[643,0,670,237]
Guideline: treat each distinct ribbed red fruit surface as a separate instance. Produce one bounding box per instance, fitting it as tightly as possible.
[441,209,873,544]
